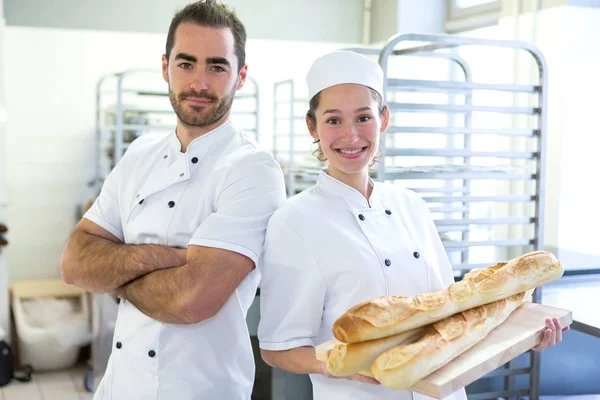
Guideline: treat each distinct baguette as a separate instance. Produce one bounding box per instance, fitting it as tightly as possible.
[333,251,562,343]
[315,327,427,377]
[371,290,532,390]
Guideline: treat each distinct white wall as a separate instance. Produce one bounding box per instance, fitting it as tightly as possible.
[0,0,7,214]
[3,0,365,43]
[2,26,353,283]
[0,0,11,340]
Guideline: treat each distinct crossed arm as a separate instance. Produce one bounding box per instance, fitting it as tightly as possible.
[118,243,253,324]
[60,218,186,293]
[60,218,254,324]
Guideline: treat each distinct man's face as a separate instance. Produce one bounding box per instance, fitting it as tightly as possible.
[162,23,247,128]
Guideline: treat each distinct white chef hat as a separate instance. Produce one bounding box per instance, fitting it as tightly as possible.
[306,50,384,101]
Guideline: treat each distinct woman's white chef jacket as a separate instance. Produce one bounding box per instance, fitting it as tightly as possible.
[258,170,467,400]
[84,120,286,400]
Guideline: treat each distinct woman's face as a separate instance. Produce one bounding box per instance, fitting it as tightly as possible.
[308,83,389,177]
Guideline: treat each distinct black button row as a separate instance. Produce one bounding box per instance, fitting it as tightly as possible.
[138,154,197,208]
[162,154,198,163]
[355,209,420,265]
[138,200,177,208]
[358,210,393,221]
[138,200,176,208]
[161,153,197,166]
[383,252,420,267]
[115,342,156,358]
[139,156,197,208]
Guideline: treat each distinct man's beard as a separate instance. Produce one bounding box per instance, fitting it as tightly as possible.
[169,84,236,128]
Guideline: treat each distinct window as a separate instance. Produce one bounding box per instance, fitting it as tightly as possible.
[456,0,497,8]
[447,0,501,20]
[445,0,501,33]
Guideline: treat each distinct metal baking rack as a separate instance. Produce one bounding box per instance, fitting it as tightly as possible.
[272,79,324,197]
[377,33,548,400]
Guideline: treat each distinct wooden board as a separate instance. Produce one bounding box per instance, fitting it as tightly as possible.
[10,279,86,300]
[410,302,572,399]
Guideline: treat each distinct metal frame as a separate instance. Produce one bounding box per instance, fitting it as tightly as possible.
[377,43,474,267]
[377,32,548,400]
[272,79,323,197]
[571,320,600,338]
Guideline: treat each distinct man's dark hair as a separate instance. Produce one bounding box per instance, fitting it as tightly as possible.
[165,0,246,71]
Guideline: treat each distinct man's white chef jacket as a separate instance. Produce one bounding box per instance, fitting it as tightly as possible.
[85,120,286,400]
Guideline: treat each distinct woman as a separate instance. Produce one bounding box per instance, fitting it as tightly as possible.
[257,50,566,400]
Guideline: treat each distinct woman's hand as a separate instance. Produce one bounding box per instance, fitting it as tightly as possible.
[532,317,570,352]
[320,363,380,385]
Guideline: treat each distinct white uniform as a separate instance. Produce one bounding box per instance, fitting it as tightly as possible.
[258,170,467,400]
[85,120,286,400]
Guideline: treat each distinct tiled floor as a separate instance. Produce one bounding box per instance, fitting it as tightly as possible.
[1,364,97,400]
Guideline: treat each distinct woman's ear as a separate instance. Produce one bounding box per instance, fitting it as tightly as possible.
[380,105,390,133]
[306,115,319,142]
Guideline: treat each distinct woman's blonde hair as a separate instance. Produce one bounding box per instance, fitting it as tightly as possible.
[306,88,386,166]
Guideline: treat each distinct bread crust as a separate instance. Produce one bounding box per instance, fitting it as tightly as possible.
[333,251,563,343]
[371,290,532,390]
[316,327,427,376]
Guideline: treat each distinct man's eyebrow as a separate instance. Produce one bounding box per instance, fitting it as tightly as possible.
[174,53,197,62]
[206,57,231,67]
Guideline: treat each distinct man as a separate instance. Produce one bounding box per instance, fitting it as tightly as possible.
[60,1,286,399]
